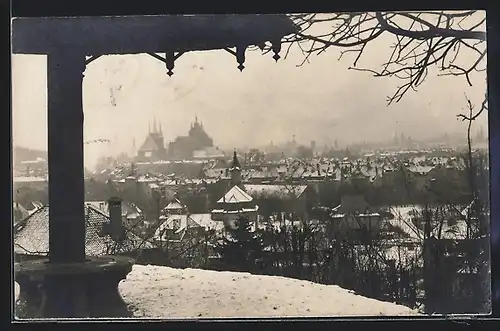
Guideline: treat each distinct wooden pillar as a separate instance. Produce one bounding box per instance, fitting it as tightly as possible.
[47,51,86,264]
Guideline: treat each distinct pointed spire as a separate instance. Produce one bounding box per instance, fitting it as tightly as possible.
[153,116,157,133]
[148,121,151,133]
[159,121,163,135]
[230,150,241,169]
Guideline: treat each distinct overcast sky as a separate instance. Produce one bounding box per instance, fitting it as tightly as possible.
[12,13,487,169]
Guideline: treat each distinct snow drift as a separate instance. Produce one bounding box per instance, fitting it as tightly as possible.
[15,264,419,318]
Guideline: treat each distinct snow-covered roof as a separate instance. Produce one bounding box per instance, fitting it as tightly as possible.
[217,185,253,204]
[164,198,186,211]
[154,213,223,238]
[211,206,259,214]
[244,184,307,200]
[14,204,152,256]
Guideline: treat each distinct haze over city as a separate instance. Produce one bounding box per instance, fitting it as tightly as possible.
[12,28,487,169]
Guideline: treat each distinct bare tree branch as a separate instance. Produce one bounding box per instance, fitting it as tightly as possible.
[285,11,487,105]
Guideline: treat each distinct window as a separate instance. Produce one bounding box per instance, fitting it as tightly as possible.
[172,219,181,230]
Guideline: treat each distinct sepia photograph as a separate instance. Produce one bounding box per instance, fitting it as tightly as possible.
[11,11,490,319]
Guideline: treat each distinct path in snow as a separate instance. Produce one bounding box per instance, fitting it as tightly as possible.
[14,265,419,318]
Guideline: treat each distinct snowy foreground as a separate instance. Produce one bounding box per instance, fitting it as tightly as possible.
[15,265,419,318]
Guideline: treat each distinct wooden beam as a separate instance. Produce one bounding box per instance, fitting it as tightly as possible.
[11,15,297,55]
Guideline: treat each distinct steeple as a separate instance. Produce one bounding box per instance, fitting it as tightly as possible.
[230,150,241,169]
[153,116,157,133]
[159,121,163,135]
[229,150,242,187]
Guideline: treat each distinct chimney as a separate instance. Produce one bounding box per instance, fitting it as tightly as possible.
[107,196,124,241]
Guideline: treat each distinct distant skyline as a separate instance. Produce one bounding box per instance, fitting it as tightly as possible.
[12,15,487,169]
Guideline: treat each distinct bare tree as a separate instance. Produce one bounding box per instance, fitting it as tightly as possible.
[285,11,487,107]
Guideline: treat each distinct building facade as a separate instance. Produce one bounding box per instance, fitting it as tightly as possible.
[168,117,214,160]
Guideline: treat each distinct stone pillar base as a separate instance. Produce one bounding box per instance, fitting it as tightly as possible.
[15,256,134,319]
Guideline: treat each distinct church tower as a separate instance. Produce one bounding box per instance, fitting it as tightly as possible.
[229,150,242,187]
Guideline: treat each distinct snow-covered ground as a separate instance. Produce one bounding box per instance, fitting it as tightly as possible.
[15,264,419,318]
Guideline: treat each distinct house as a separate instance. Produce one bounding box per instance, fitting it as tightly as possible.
[329,194,384,234]
[154,196,223,242]
[211,184,259,228]
[211,151,260,228]
[162,197,188,215]
[154,213,223,243]
[247,167,279,184]
[13,197,153,261]
[212,151,312,226]
[85,199,143,228]
[244,183,309,217]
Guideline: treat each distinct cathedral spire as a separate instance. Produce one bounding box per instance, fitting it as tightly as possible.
[153,116,157,133]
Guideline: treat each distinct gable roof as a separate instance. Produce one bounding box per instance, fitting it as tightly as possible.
[164,198,186,211]
[14,205,153,257]
[139,133,162,152]
[217,185,253,204]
